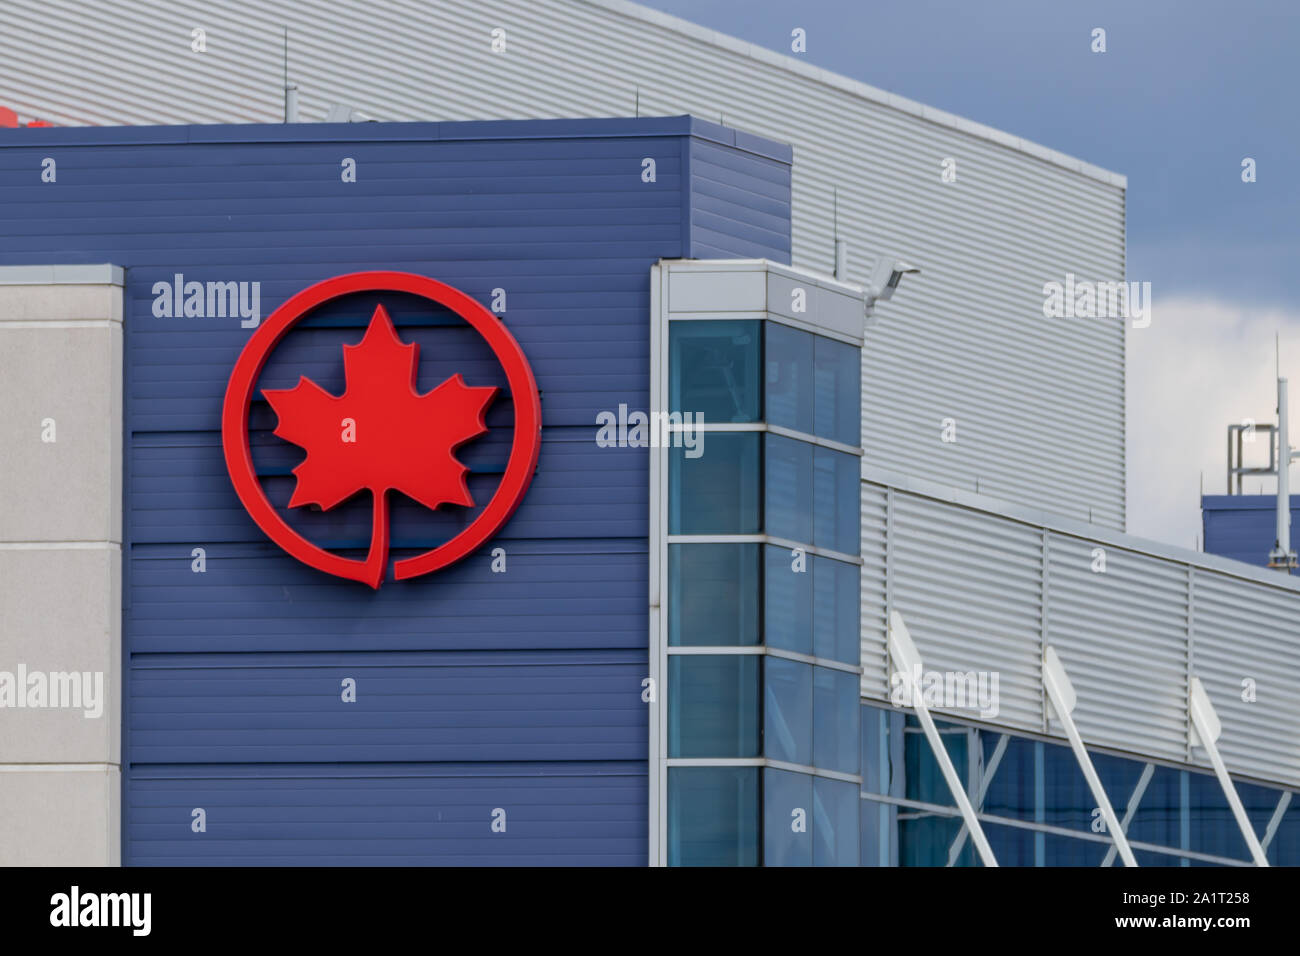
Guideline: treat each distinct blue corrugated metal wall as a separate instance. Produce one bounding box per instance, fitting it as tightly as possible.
[0,116,792,865]
[1202,494,1300,574]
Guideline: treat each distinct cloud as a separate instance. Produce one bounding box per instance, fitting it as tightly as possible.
[1127,296,1300,551]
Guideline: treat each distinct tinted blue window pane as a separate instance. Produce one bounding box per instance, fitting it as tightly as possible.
[1187,769,1270,861]
[669,320,761,424]
[813,776,859,866]
[814,666,860,774]
[862,705,906,799]
[1043,743,1153,837]
[860,798,899,867]
[899,807,967,866]
[765,434,812,544]
[813,555,859,664]
[812,445,860,555]
[982,821,1036,867]
[763,544,811,654]
[814,334,861,446]
[765,322,814,434]
[1135,849,1199,866]
[1270,797,1300,866]
[668,767,759,866]
[904,715,967,807]
[764,768,813,866]
[1127,765,1184,850]
[764,657,812,765]
[669,433,760,534]
[668,655,759,758]
[668,543,760,646]
[980,732,1037,822]
[980,824,1109,868]
[1044,833,1109,866]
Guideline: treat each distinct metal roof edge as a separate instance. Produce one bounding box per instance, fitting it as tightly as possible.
[586,0,1128,191]
[863,464,1300,593]
[0,114,793,162]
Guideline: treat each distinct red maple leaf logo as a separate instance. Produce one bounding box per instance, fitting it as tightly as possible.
[263,304,497,588]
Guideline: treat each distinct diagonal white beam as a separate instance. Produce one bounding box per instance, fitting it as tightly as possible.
[889,611,998,867]
[1042,645,1137,867]
[1189,677,1269,866]
[1261,791,1291,854]
[1102,762,1154,867]
[947,733,1009,866]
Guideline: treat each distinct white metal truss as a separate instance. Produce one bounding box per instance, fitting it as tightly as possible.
[1042,646,1137,867]
[889,611,998,866]
[1188,677,1269,866]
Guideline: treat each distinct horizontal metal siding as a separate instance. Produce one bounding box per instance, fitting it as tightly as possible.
[1193,574,1300,788]
[883,491,1044,729]
[1046,534,1188,761]
[129,652,645,763]
[866,479,1300,789]
[128,543,649,654]
[2,0,1126,527]
[688,138,792,262]
[128,764,646,865]
[0,119,791,864]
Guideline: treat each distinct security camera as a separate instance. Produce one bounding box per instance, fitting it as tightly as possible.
[868,257,921,304]
[863,255,920,330]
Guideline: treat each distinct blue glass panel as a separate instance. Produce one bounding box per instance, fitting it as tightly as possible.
[669,320,761,424]
[1126,764,1184,851]
[813,445,860,555]
[764,768,813,866]
[982,821,1036,867]
[813,776,860,866]
[903,715,968,807]
[814,666,860,775]
[814,334,861,446]
[1134,848,1199,866]
[1043,832,1109,866]
[1186,769,1272,862]
[669,432,760,534]
[765,321,814,435]
[862,705,906,799]
[763,543,811,654]
[1039,740,1130,835]
[668,543,760,646]
[1269,795,1300,866]
[860,797,899,867]
[813,554,859,664]
[764,657,812,765]
[668,655,759,758]
[899,807,967,866]
[764,434,812,544]
[979,732,1038,823]
[668,767,759,866]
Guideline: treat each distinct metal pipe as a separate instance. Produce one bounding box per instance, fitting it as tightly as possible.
[282,82,297,122]
[1274,377,1292,568]
[834,239,848,281]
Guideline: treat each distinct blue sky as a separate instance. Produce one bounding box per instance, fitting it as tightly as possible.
[642,0,1298,310]
[643,0,1300,547]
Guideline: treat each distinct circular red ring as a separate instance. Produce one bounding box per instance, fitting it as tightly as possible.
[221,271,542,585]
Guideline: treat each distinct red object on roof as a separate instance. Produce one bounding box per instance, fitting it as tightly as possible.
[25,120,54,127]
[0,107,19,127]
